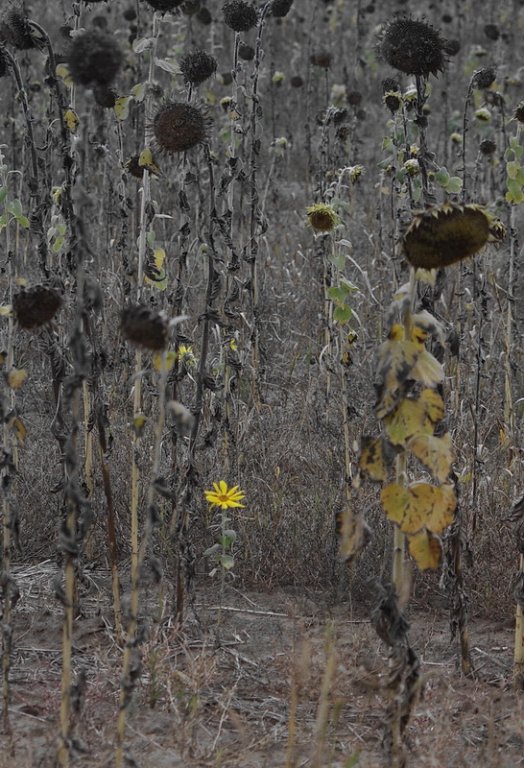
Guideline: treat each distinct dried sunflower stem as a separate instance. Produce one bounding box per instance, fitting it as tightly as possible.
[116,355,168,768]
[461,78,475,203]
[393,268,417,596]
[515,555,524,687]
[248,2,272,405]
[0,150,17,732]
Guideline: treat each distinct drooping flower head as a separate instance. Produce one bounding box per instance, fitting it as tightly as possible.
[14,286,62,329]
[380,17,447,78]
[0,1,36,50]
[402,203,505,269]
[121,304,168,350]
[307,203,339,232]
[179,50,217,86]
[68,30,122,86]
[144,0,185,11]
[223,1,258,32]
[153,102,209,153]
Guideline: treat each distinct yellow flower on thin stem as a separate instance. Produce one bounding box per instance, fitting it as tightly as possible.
[205,480,245,510]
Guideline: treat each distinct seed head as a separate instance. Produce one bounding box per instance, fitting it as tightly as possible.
[223,1,258,32]
[0,2,36,50]
[310,50,332,68]
[380,17,447,77]
[153,102,208,153]
[290,75,304,87]
[196,7,212,24]
[515,102,524,123]
[181,1,201,14]
[479,138,496,155]
[238,41,254,60]
[473,67,496,89]
[121,305,168,351]
[68,30,122,86]
[144,0,184,11]
[403,203,502,269]
[93,84,117,108]
[270,0,294,17]
[444,39,460,56]
[307,203,339,232]
[13,286,62,329]
[484,24,499,41]
[179,49,217,85]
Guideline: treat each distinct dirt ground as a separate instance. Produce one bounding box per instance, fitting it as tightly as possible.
[0,562,523,768]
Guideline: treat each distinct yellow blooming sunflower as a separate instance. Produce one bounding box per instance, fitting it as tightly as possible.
[205,480,245,510]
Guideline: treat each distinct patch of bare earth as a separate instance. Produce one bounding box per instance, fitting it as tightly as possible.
[0,563,523,767]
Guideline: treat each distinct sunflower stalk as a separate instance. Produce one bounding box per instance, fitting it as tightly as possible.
[116,351,168,768]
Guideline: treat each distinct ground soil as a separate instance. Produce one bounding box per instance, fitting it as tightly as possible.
[0,562,523,767]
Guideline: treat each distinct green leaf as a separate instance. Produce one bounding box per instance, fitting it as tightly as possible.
[507,161,521,179]
[0,187,7,204]
[7,199,23,217]
[446,176,463,194]
[434,168,450,186]
[219,554,235,570]
[327,286,346,305]
[333,305,352,325]
[17,215,30,229]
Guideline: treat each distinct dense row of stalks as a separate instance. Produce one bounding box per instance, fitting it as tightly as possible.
[0,0,523,764]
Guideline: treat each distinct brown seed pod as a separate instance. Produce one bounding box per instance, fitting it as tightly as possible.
[179,49,217,85]
[13,286,62,329]
[473,67,496,89]
[0,2,36,50]
[68,30,122,86]
[196,7,212,24]
[270,0,294,17]
[403,203,502,269]
[121,305,168,350]
[144,0,185,11]
[223,1,258,32]
[93,84,117,108]
[153,102,208,153]
[310,50,332,68]
[380,17,447,77]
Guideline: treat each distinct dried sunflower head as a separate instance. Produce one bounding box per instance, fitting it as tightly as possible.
[380,17,447,78]
[153,102,209,153]
[223,1,258,32]
[270,0,294,17]
[0,1,36,50]
[307,203,339,232]
[68,30,122,86]
[144,0,185,11]
[121,305,168,350]
[403,203,504,269]
[13,286,62,329]
[179,49,217,85]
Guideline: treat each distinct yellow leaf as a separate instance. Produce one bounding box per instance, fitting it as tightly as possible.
[15,277,27,287]
[56,63,73,87]
[152,351,176,373]
[375,327,422,418]
[132,413,147,437]
[7,368,28,390]
[359,435,394,481]
[9,416,27,444]
[114,96,130,122]
[409,432,453,483]
[408,530,442,570]
[130,82,146,102]
[138,147,161,176]
[383,398,434,446]
[419,388,445,423]
[381,481,456,535]
[0,305,12,316]
[144,247,167,290]
[336,509,370,562]
[411,349,444,387]
[64,109,79,134]
[415,268,436,285]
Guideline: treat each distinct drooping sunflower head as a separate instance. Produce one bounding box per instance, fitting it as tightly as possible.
[121,304,168,350]
[68,30,122,86]
[270,0,294,18]
[153,102,209,154]
[144,0,185,11]
[179,49,217,86]
[380,17,447,78]
[13,286,63,329]
[402,203,505,269]
[307,203,339,233]
[222,1,258,32]
[0,1,36,50]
